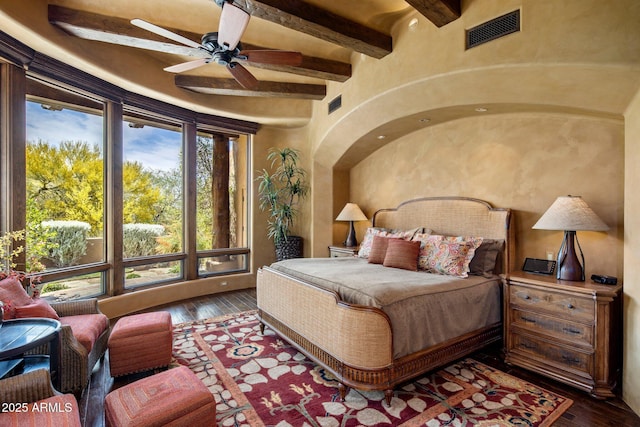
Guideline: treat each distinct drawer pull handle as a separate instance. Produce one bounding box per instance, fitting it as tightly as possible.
[520,343,536,350]
[523,295,531,300]
[521,316,537,323]
[562,355,581,365]
[563,327,581,335]
[567,303,575,309]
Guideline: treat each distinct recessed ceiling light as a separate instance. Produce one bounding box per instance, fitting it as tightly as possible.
[408,18,419,30]
[419,118,430,123]
[475,107,488,112]
[377,135,386,140]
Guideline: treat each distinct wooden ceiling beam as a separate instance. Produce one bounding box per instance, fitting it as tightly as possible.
[235,0,392,58]
[48,5,351,82]
[403,0,461,27]
[174,75,326,100]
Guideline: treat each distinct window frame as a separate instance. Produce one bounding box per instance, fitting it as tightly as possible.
[0,30,258,299]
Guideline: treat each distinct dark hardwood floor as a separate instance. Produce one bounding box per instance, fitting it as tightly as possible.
[79,288,639,427]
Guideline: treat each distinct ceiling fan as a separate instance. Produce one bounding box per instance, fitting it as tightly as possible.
[131,0,303,90]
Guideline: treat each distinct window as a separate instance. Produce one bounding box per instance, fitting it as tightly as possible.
[123,114,184,288]
[196,131,250,276]
[0,35,257,301]
[25,81,106,299]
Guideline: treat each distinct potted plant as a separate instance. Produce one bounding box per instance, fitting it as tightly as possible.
[257,147,309,261]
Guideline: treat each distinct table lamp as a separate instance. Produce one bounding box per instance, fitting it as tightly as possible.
[336,203,367,247]
[532,195,609,281]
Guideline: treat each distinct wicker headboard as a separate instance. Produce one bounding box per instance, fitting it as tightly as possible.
[372,197,513,275]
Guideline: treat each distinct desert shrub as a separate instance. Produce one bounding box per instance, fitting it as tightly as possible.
[41,282,69,293]
[42,220,90,268]
[123,224,165,258]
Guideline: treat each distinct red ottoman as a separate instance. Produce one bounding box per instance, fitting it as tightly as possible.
[104,365,216,427]
[108,311,173,377]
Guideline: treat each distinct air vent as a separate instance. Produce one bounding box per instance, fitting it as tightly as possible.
[328,95,342,114]
[466,10,520,50]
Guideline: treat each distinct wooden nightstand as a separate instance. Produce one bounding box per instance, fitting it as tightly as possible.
[504,272,622,399]
[328,245,359,258]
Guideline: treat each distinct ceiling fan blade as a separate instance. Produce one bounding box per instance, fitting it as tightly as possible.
[227,62,258,89]
[217,3,250,51]
[131,18,202,49]
[241,50,303,66]
[164,58,209,73]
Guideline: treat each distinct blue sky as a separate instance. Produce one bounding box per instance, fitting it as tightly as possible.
[26,101,181,172]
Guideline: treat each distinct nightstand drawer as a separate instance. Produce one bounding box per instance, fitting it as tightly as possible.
[511,333,593,373]
[510,285,594,322]
[511,310,593,347]
[328,246,358,257]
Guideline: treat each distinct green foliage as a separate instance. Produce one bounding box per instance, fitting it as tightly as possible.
[256,148,309,244]
[42,220,90,268]
[123,224,165,258]
[123,161,164,224]
[0,229,25,272]
[41,282,69,294]
[27,140,104,233]
[27,140,163,236]
[26,198,58,272]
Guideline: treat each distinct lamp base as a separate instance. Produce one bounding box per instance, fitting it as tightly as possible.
[344,221,358,247]
[556,230,585,281]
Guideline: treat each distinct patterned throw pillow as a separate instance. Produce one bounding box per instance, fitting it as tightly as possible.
[383,239,421,271]
[413,234,483,277]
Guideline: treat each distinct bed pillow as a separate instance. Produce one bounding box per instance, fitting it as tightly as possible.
[14,297,60,320]
[357,227,422,259]
[469,239,504,276]
[383,239,420,271]
[413,234,483,277]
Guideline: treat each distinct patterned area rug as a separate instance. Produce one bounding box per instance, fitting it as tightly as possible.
[172,311,572,427]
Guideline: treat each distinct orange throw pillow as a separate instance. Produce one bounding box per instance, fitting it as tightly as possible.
[368,235,399,264]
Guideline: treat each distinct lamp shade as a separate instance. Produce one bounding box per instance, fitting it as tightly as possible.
[532,196,609,231]
[335,203,367,222]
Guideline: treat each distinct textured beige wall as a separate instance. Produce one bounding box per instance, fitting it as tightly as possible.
[350,113,624,277]
[252,125,313,268]
[310,0,640,169]
[624,90,640,413]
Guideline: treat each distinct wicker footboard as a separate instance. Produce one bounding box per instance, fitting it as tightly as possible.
[257,266,502,402]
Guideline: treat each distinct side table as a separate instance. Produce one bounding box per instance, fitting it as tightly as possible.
[0,318,62,390]
[328,245,359,258]
[504,272,622,398]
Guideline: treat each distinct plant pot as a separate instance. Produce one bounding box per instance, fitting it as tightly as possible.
[275,236,303,261]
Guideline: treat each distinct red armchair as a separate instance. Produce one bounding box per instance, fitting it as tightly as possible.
[0,277,110,394]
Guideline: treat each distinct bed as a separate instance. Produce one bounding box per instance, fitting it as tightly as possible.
[257,196,513,403]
